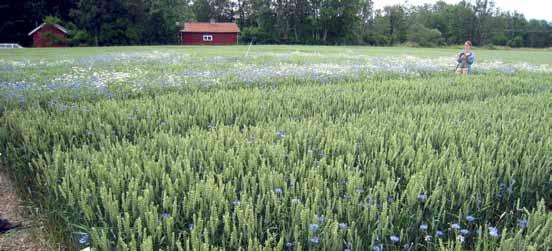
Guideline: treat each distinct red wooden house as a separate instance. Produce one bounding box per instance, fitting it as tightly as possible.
[28,23,68,47]
[180,22,239,45]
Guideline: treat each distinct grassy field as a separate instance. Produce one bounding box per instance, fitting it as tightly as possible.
[2,45,552,63]
[0,46,551,250]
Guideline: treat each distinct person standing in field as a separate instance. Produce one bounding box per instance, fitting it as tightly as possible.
[456,41,475,75]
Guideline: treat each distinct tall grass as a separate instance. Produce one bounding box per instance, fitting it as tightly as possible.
[0,47,550,250]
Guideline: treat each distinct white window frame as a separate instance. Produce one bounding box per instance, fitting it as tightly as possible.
[203,35,213,42]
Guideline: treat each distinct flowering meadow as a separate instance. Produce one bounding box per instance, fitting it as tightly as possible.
[0,46,551,250]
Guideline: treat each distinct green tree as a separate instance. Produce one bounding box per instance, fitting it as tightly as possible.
[525,20,550,48]
[370,9,392,45]
[2,0,551,47]
[384,5,408,44]
[407,23,443,47]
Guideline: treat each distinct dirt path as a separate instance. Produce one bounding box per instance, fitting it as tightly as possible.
[0,170,55,251]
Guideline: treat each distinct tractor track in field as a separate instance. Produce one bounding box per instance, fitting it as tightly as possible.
[0,170,56,251]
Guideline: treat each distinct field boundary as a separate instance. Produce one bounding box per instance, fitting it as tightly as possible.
[0,169,56,251]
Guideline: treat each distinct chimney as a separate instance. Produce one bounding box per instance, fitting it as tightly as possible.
[210,18,216,24]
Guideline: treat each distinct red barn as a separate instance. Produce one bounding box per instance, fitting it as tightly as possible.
[28,23,68,47]
[180,22,239,45]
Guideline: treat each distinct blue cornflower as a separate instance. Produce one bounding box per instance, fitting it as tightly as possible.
[47,100,56,107]
[417,192,428,202]
[160,211,170,220]
[344,242,352,251]
[372,243,383,251]
[517,218,528,229]
[507,187,513,195]
[285,242,295,249]
[310,236,320,244]
[232,200,240,206]
[318,215,326,223]
[403,243,413,250]
[419,223,428,230]
[466,215,476,222]
[78,233,89,245]
[451,223,461,230]
[435,230,445,237]
[488,227,500,237]
[188,223,195,230]
[361,196,371,205]
[310,223,320,231]
[274,188,283,194]
[355,188,365,193]
[339,223,348,229]
[460,229,470,235]
[276,130,286,139]
[387,195,394,204]
[390,235,400,243]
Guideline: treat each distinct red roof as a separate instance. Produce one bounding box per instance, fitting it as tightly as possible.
[181,22,240,33]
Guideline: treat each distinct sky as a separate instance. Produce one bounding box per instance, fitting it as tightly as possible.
[373,0,552,21]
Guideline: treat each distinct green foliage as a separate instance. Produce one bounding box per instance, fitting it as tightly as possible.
[68,30,91,46]
[407,24,443,47]
[482,44,497,50]
[44,15,62,25]
[239,26,273,44]
[507,36,524,48]
[3,0,552,47]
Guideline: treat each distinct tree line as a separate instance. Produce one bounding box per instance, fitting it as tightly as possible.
[1,0,551,47]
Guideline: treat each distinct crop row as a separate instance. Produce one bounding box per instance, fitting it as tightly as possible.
[1,74,550,250]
